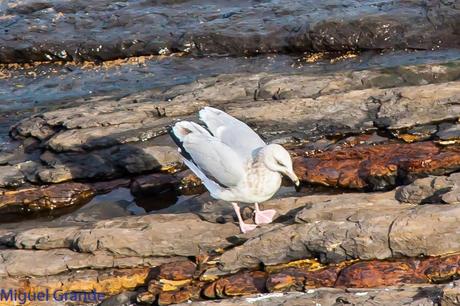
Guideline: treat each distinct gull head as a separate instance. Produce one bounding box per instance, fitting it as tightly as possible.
[262,144,300,187]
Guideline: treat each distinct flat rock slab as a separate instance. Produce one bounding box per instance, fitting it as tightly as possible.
[1,0,460,63]
[38,142,181,183]
[228,81,460,140]
[8,212,239,259]
[219,190,460,271]
[0,248,180,277]
[294,141,460,190]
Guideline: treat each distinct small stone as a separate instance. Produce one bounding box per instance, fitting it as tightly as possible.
[136,291,156,304]
[395,125,437,143]
[101,291,138,306]
[0,165,25,188]
[395,176,451,204]
[158,287,195,305]
[437,123,460,141]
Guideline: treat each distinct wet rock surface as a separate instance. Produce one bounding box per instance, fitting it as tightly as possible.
[1,0,460,63]
[0,182,94,211]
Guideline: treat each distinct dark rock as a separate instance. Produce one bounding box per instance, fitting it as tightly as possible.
[131,173,177,197]
[437,122,460,142]
[101,291,138,306]
[38,142,181,183]
[11,117,55,140]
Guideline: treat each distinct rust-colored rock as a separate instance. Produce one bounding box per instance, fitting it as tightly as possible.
[294,141,460,190]
[304,265,343,288]
[95,268,151,295]
[266,265,342,292]
[267,257,445,290]
[265,267,307,292]
[335,259,428,287]
[0,182,95,211]
[137,253,460,303]
[159,260,197,281]
[203,271,267,299]
[421,254,460,282]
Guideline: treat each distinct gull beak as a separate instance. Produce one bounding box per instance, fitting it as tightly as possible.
[285,171,300,187]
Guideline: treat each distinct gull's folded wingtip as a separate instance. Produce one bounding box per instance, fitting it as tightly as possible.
[200,106,223,115]
[169,122,193,160]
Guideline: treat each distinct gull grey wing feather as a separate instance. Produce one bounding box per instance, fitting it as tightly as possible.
[199,107,266,160]
[182,133,245,187]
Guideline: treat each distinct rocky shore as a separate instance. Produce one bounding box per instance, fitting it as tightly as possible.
[3,0,460,305]
[0,57,460,305]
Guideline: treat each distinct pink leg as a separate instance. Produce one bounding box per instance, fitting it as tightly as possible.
[254,203,277,225]
[231,202,257,233]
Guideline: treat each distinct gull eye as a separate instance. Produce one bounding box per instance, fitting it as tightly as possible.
[276,160,284,167]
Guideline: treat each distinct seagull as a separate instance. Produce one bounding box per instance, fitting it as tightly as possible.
[170,107,300,233]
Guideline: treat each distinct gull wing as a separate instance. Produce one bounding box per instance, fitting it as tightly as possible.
[199,107,266,160]
[171,121,245,187]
